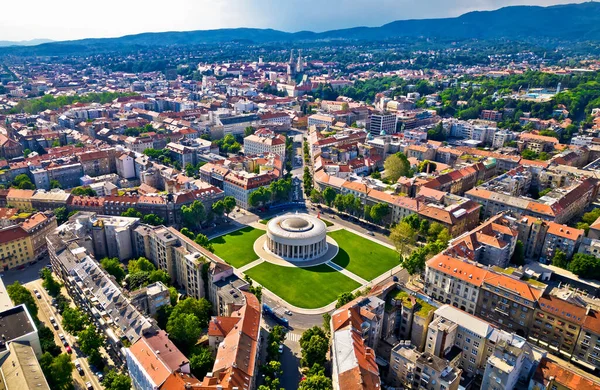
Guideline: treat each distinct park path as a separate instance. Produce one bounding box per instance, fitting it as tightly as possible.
[237,259,265,273]
[326,261,368,285]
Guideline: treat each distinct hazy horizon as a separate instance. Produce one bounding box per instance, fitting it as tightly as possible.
[0,0,586,42]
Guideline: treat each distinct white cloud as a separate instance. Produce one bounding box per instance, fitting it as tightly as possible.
[0,0,585,41]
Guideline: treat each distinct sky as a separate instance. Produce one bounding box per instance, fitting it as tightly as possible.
[0,0,586,42]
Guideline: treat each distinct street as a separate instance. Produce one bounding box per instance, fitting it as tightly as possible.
[25,279,103,390]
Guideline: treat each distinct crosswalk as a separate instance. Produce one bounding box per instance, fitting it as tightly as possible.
[287,332,302,342]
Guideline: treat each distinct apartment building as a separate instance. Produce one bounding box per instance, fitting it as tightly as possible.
[0,225,34,271]
[134,225,179,281]
[331,300,381,390]
[243,128,286,157]
[6,189,34,210]
[391,290,436,351]
[530,358,600,390]
[424,254,487,315]
[540,222,584,261]
[529,295,587,360]
[30,190,71,211]
[572,308,600,372]
[308,114,336,129]
[480,110,503,122]
[116,153,136,179]
[223,171,278,210]
[20,212,57,260]
[388,341,461,390]
[125,329,190,390]
[369,112,397,135]
[0,341,50,390]
[199,292,262,390]
[476,272,544,338]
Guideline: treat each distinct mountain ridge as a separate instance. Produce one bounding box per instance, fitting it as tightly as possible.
[2,2,600,55]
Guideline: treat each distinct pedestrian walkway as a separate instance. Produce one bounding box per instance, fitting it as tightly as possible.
[287,332,302,343]
[326,261,368,285]
[237,259,264,273]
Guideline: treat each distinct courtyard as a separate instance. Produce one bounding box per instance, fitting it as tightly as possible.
[209,223,401,309]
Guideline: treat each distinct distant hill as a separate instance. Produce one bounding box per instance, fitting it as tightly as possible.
[0,39,53,47]
[2,2,600,55]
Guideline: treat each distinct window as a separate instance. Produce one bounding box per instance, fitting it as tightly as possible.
[472,349,477,355]
[469,357,476,363]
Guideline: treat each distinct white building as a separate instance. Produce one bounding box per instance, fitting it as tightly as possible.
[308,114,336,129]
[370,113,397,134]
[244,129,286,157]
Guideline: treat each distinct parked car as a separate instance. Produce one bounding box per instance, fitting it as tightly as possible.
[74,360,84,375]
[65,345,72,353]
[58,333,65,341]
[96,372,104,382]
[34,289,41,299]
[278,344,283,354]
[284,309,292,316]
[49,317,58,330]
[367,231,375,236]
[86,381,93,390]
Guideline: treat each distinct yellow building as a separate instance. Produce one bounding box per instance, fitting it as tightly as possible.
[0,225,34,271]
[6,189,35,211]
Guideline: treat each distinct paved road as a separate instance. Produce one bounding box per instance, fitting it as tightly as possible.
[2,255,50,286]
[25,279,103,390]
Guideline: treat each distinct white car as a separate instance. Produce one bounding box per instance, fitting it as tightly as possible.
[33,289,41,299]
[278,344,283,354]
[86,381,93,390]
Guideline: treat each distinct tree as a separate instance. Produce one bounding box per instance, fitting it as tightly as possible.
[322,313,331,335]
[303,166,313,195]
[171,297,212,328]
[244,126,256,136]
[78,325,103,356]
[223,196,236,215]
[41,268,61,296]
[7,282,38,318]
[511,240,525,266]
[49,179,62,189]
[62,308,87,333]
[185,163,196,178]
[189,346,215,379]
[300,327,329,368]
[369,203,389,224]
[39,326,61,356]
[55,206,68,225]
[149,269,171,284]
[100,257,126,284]
[569,253,600,280]
[249,187,272,208]
[401,247,428,275]
[551,249,569,269]
[40,353,74,390]
[169,286,178,306]
[128,271,150,290]
[212,200,225,217]
[181,200,207,230]
[180,227,196,240]
[142,213,165,226]
[390,221,416,259]
[335,292,354,308]
[333,194,345,212]
[167,312,202,351]
[103,370,132,390]
[70,186,96,196]
[12,174,35,190]
[384,152,411,182]
[310,189,323,204]
[298,374,333,390]
[322,188,336,207]
[195,233,214,252]
[128,257,156,274]
[23,148,31,158]
[121,208,142,218]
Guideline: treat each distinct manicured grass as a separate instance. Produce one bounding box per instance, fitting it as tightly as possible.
[259,218,272,225]
[209,226,264,268]
[321,219,334,227]
[245,262,361,309]
[330,230,400,281]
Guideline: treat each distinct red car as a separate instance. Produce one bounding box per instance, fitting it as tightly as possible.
[65,345,72,354]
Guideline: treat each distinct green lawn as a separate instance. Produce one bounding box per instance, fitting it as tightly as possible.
[330,230,400,281]
[245,263,361,309]
[209,226,264,268]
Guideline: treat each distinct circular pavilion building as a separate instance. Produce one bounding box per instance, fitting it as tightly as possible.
[265,214,328,261]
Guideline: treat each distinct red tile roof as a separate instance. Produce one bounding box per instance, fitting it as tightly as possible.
[533,358,600,390]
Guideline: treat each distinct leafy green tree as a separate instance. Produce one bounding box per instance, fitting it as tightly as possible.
[322,313,331,334]
[100,257,126,283]
[70,186,96,196]
[569,253,600,279]
[551,249,569,269]
[149,269,171,284]
[390,221,416,259]
[244,126,256,136]
[212,200,225,217]
[121,208,142,218]
[303,166,313,195]
[12,174,35,190]
[335,292,354,308]
[181,200,207,230]
[103,369,132,390]
[511,240,525,266]
[167,313,202,352]
[55,206,68,225]
[23,148,31,158]
[223,196,236,215]
[61,308,87,333]
[142,213,165,226]
[418,160,437,173]
[369,203,389,224]
[78,325,103,356]
[169,286,178,306]
[189,346,215,379]
[171,297,212,328]
[194,233,214,252]
[310,189,323,204]
[180,227,196,240]
[41,268,61,296]
[49,179,62,189]
[300,327,329,368]
[249,187,272,208]
[128,272,150,290]
[155,305,173,329]
[40,353,74,390]
[298,374,333,390]
[7,282,38,318]
[322,188,336,207]
[39,325,61,356]
[185,163,196,178]
[128,257,155,274]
